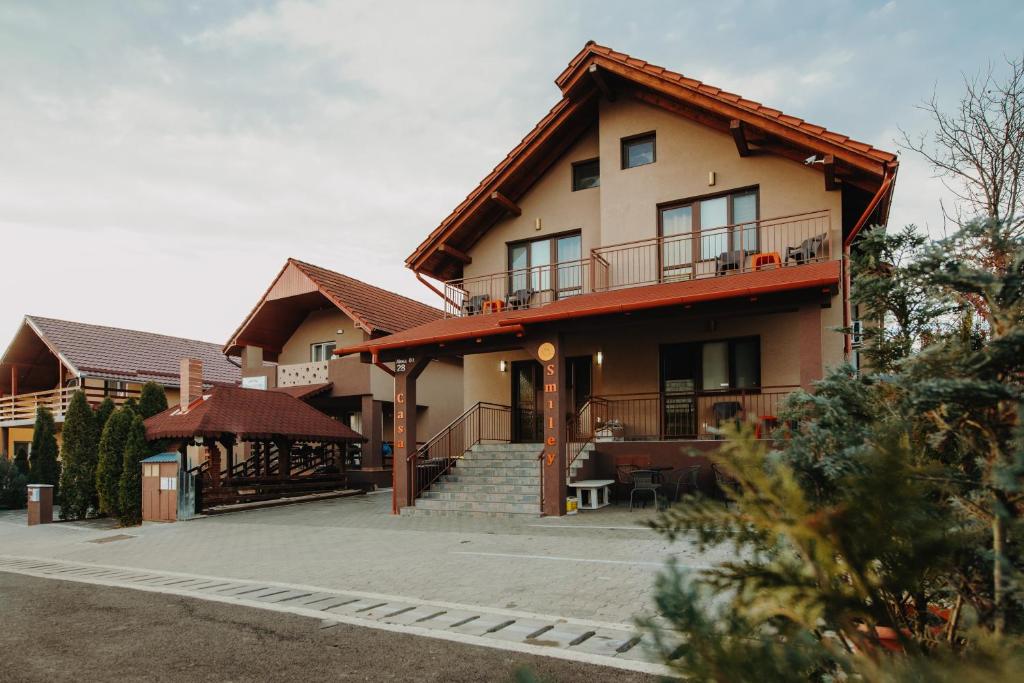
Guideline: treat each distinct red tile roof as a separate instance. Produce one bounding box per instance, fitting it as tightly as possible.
[144,385,363,442]
[406,42,898,279]
[270,382,333,401]
[21,316,240,387]
[340,261,840,357]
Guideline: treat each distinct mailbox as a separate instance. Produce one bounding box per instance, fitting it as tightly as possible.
[27,484,54,526]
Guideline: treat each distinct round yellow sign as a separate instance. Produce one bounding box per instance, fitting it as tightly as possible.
[537,342,556,361]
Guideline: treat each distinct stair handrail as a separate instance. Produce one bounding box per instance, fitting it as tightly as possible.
[408,401,511,500]
[566,399,596,479]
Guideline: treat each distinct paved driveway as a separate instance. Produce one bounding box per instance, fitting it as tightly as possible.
[0,491,728,625]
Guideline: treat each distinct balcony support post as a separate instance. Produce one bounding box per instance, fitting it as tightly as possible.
[360,395,384,471]
[10,367,17,398]
[392,356,431,514]
[527,334,567,517]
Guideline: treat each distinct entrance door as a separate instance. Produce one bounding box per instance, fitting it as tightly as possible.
[660,343,698,438]
[566,356,592,415]
[511,361,542,443]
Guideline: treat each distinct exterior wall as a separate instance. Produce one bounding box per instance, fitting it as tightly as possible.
[6,426,36,460]
[596,97,843,255]
[279,308,360,365]
[412,358,465,439]
[462,126,601,280]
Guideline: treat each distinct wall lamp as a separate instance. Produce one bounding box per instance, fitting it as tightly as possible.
[596,350,603,366]
[499,360,508,373]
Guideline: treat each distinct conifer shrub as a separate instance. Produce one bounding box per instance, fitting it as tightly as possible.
[118,414,149,526]
[137,382,168,419]
[57,390,97,520]
[29,406,59,488]
[96,405,133,517]
[0,457,28,509]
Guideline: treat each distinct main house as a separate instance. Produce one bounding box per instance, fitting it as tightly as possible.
[225,258,463,489]
[339,43,899,517]
[0,315,240,458]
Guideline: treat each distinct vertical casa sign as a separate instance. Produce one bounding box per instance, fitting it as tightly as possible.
[395,357,411,450]
[538,342,558,467]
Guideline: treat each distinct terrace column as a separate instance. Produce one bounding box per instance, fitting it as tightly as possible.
[392,356,430,514]
[206,443,221,489]
[527,335,567,517]
[798,303,824,391]
[360,395,383,470]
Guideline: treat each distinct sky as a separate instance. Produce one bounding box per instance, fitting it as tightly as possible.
[1,0,1021,347]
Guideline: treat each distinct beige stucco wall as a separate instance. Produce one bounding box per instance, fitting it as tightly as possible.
[279,308,361,365]
[462,126,601,280]
[597,98,843,253]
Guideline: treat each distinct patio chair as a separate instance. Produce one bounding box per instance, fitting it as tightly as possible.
[785,233,827,265]
[629,469,663,511]
[461,294,490,316]
[505,288,534,310]
[714,250,746,275]
[711,401,743,438]
[672,464,703,502]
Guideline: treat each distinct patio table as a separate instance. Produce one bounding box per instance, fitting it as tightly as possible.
[568,479,615,510]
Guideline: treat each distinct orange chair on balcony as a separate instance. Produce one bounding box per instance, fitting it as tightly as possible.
[752,252,782,271]
[482,299,505,314]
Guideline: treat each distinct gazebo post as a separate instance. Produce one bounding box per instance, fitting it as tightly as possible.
[275,437,293,480]
[220,435,235,483]
[206,442,221,489]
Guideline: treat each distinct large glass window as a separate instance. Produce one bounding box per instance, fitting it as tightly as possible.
[310,342,336,362]
[659,188,760,267]
[621,133,655,169]
[507,232,582,299]
[571,159,600,191]
[661,337,761,394]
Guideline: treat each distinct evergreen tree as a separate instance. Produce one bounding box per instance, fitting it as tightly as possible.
[93,397,115,441]
[57,390,97,520]
[13,446,29,476]
[29,406,59,488]
[95,405,133,517]
[645,220,1024,680]
[137,382,168,419]
[118,414,148,526]
[0,457,28,509]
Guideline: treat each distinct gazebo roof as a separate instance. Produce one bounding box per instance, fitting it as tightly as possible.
[144,385,364,443]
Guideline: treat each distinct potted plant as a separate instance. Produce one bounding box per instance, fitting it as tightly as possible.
[594,419,625,442]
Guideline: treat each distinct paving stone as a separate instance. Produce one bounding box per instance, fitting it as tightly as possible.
[566,628,638,657]
[405,609,482,630]
[480,618,556,644]
[448,613,520,637]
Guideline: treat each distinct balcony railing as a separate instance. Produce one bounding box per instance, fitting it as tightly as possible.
[579,385,800,441]
[277,360,329,387]
[0,386,141,424]
[443,210,831,317]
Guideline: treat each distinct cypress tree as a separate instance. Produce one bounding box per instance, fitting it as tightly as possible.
[57,390,97,520]
[93,397,115,442]
[95,406,133,517]
[137,382,168,419]
[13,446,29,476]
[29,406,60,488]
[118,414,148,526]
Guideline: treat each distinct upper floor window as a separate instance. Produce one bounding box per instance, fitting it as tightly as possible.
[621,132,655,169]
[571,158,600,191]
[310,342,336,362]
[103,380,128,398]
[508,232,583,300]
[659,188,759,278]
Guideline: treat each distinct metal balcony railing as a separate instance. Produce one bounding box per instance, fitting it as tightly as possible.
[442,210,831,317]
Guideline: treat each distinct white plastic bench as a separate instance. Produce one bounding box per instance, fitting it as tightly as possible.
[568,479,615,510]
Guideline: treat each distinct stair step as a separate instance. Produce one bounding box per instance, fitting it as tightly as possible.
[421,491,540,504]
[470,443,543,452]
[441,475,539,486]
[412,498,540,514]
[399,507,531,519]
[431,482,538,495]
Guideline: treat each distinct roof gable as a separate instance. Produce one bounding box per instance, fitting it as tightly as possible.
[407,42,898,280]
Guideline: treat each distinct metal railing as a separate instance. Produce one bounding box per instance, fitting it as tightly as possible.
[566,399,595,476]
[409,402,511,499]
[0,386,142,424]
[589,385,800,441]
[442,210,831,317]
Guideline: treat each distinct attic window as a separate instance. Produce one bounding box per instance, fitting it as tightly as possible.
[311,342,336,362]
[571,158,600,191]
[622,132,656,169]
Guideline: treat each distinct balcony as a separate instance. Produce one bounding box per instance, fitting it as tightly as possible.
[275,356,371,396]
[0,386,141,425]
[443,210,831,317]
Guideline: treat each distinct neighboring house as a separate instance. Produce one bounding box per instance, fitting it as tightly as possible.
[340,43,899,517]
[223,258,463,488]
[0,315,240,458]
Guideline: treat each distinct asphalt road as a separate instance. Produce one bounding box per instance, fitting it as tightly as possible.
[0,573,662,682]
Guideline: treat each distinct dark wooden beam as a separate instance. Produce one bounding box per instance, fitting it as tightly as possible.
[437,243,472,264]
[588,64,615,101]
[730,119,750,157]
[489,191,521,217]
[823,154,840,191]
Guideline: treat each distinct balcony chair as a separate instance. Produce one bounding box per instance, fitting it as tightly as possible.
[505,288,534,310]
[461,294,490,316]
[629,469,663,511]
[785,233,827,265]
[715,250,748,275]
[711,401,743,439]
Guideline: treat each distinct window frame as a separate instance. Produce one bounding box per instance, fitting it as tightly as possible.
[506,229,583,298]
[571,157,600,191]
[310,341,336,363]
[620,132,656,169]
[659,336,762,395]
[103,380,128,398]
[657,186,760,268]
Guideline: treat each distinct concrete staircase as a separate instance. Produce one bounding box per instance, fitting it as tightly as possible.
[399,443,593,518]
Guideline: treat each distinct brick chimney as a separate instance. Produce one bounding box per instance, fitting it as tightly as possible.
[180,358,203,410]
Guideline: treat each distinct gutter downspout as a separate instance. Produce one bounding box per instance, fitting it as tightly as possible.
[843,167,897,359]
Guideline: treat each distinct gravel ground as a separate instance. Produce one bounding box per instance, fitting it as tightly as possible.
[0,573,664,682]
